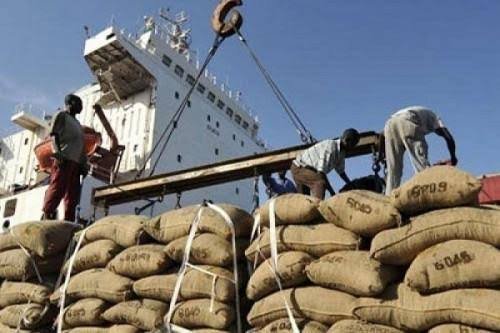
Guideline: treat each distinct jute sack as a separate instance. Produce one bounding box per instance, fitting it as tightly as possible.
[165,233,238,267]
[353,284,500,332]
[133,265,234,303]
[84,215,148,248]
[64,239,123,274]
[390,166,481,215]
[245,224,360,264]
[258,194,321,227]
[306,251,401,297]
[63,298,109,329]
[144,204,253,244]
[0,249,64,280]
[405,240,500,294]
[247,251,313,301]
[0,232,18,252]
[107,244,172,279]
[191,330,230,333]
[62,325,141,333]
[102,299,168,331]
[247,286,356,328]
[66,268,133,303]
[370,206,500,265]
[429,324,496,333]
[0,281,51,308]
[9,221,80,257]
[0,303,54,329]
[327,319,404,333]
[171,299,234,330]
[257,318,328,333]
[0,323,44,333]
[319,190,401,237]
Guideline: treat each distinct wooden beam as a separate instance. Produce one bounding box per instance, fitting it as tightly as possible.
[92,131,380,207]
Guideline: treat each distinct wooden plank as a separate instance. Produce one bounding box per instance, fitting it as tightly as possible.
[92,131,380,206]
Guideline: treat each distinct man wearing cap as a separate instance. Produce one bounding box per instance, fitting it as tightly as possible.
[290,128,360,199]
[42,94,87,221]
[383,105,457,195]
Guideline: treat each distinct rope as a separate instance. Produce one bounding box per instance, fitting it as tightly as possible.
[235,28,315,144]
[135,35,226,179]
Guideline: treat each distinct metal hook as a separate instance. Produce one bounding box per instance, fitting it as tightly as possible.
[212,0,243,38]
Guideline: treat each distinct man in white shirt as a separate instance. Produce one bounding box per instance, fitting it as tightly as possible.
[382,106,457,194]
[290,128,360,199]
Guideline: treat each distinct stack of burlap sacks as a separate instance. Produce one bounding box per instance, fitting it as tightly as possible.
[59,203,253,332]
[244,166,500,333]
[0,221,79,332]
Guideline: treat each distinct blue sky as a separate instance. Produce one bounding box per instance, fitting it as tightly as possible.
[0,0,499,183]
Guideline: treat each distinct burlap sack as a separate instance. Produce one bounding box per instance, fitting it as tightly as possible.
[63,298,109,329]
[165,233,237,267]
[133,265,234,303]
[257,318,328,333]
[65,239,123,274]
[390,166,481,215]
[247,251,313,301]
[0,249,64,280]
[258,194,321,227]
[319,190,401,237]
[0,281,51,308]
[0,303,54,329]
[405,240,500,294]
[353,284,500,332]
[107,244,171,279]
[306,251,401,297]
[102,299,168,331]
[191,330,230,333]
[0,232,18,252]
[247,287,356,328]
[84,215,148,248]
[62,325,141,333]
[66,268,133,303]
[0,323,37,333]
[171,299,234,330]
[327,319,404,333]
[144,204,253,244]
[245,224,360,264]
[429,324,495,333]
[370,206,500,265]
[9,221,79,257]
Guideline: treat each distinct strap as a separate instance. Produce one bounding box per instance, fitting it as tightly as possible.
[9,228,42,284]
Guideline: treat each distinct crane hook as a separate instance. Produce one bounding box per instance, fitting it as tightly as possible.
[212,0,243,38]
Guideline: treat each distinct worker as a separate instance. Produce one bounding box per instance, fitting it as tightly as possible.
[42,94,88,222]
[290,128,360,199]
[383,106,457,195]
[263,171,297,197]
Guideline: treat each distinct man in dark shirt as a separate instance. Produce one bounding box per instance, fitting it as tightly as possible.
[263,171,297,197]
[42,94,87,221]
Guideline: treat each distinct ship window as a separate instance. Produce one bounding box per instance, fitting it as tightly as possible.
[186,75,195,86]
[241,140,245,147]
[174,91,180,99]
[226,107,234,118]
[235,187,239,195]
[197,84,206,94]
[162,55,172,67]
[187,100,191,108]
[217,100,225,110]
[232,134,236,141]
[3,199,17,218]
[216,121,220,128]
[207,115,211,122]
[242,121,249,130]
[0,147,2,155]
[19,167,23,174]
[174,65,184,78]
[121,118,126,126]
[24,138,29,145]
[215,148,219,156]
[234,114,242,125]
[177,154,182,163]
[207,92,216,103]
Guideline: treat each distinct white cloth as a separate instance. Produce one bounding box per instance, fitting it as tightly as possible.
[295,139,345,174]
[384,106,444,194]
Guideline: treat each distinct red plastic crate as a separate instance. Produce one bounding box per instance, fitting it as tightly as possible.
[478,174,500,205]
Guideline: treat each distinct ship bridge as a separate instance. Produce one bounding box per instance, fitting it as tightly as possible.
[84,27,155,105]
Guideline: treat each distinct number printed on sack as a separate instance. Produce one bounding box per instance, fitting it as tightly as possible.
[178,306,201,319]
[346,197,372,214]
[409,182,447,198]
[432,251,474,271]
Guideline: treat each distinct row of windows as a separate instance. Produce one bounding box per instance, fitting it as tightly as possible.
[162,54,252,135]
[207,115,245,147]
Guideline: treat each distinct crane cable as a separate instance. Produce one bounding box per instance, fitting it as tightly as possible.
[135,34,226,179]
[234,28,316,144]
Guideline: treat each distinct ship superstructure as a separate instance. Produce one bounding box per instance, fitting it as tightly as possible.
[0,10,266,227]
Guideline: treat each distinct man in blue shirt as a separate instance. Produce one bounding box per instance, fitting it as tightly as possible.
[263,171,297,197]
